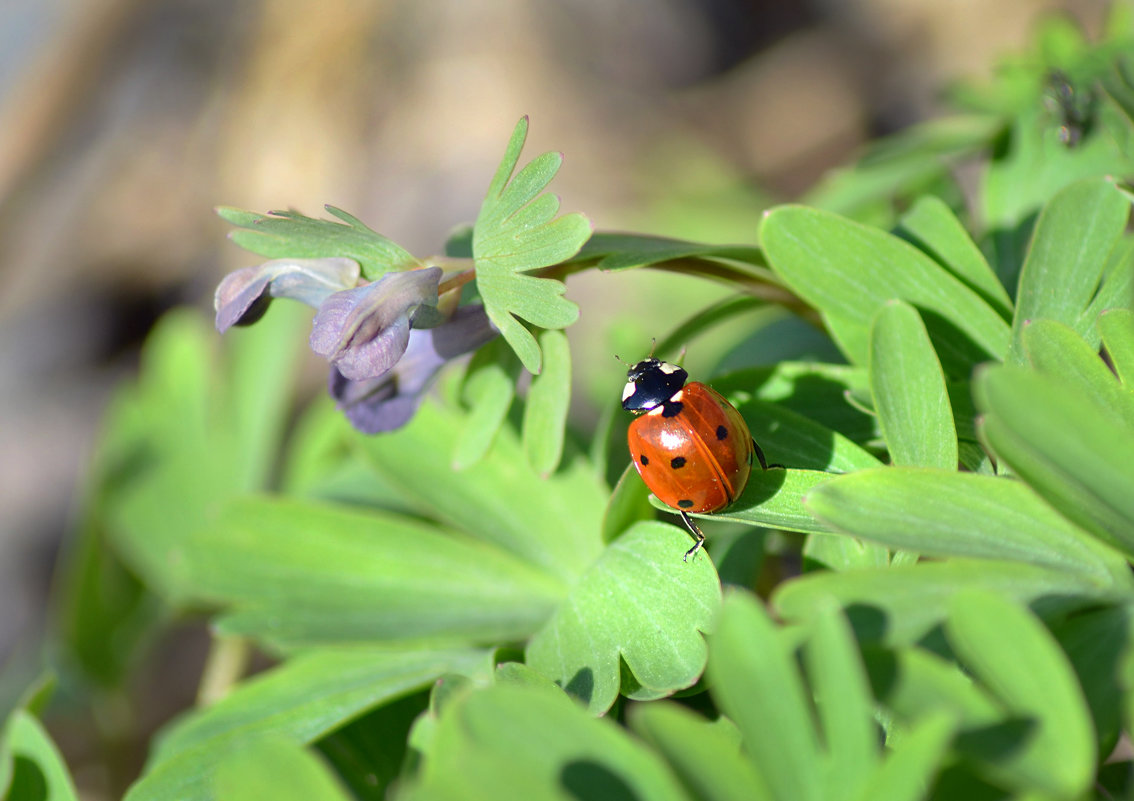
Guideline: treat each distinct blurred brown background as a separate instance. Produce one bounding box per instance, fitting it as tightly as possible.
[0,0,1110,704]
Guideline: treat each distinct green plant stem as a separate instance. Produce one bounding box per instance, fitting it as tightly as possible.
[196,635,251,706]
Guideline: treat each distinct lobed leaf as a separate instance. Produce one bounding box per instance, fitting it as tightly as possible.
[525,522,721,715]
[760,205,1010,375]
[868,300,958,468]
[473,118,592,374]
[217,205,419,280]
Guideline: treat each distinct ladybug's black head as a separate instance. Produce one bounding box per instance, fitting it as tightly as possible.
[622,358,688,412]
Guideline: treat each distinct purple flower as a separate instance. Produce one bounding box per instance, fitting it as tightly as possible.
[309,266,446,381]
[214,257,360,333]
[330,304,498,433]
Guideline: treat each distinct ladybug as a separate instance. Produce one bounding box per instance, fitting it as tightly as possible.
[622,357,773,560]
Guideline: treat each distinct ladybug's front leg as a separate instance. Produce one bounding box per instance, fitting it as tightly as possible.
[753,439,784,471]
[678,511,706,562]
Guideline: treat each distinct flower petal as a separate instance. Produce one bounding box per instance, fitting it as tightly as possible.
[309,266,443,381]
[214,257,360,333]
[330,304,498,433]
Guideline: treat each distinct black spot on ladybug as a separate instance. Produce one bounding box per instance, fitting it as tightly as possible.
[677,499,694,509]
[716,425,728,440]
[670,456,686,469]
[661,400,684,418]
[640,454,649,466]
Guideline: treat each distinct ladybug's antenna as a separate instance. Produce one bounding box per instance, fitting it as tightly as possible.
[647,337,657,358]
[613,353,630,366]
[674,345,687,367]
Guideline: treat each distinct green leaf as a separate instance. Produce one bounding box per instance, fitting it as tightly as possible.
[177,497,564,647]
[896,195,1013,319]
[1,710,79,801]
[217,205,419,280]
[849,711,956,801]
[576,232,765,272]
[1078,233,1134,346]
[802,531,890,572]
[805,468,1128,584]
[473,118,592,374]
[1022,318,1134,428]
[738,400,882,473]
[452,341,519,471]
[125,647,488,801]
[213,738,352,801]
[522,328,571,476]
[106,305,307,601]
[403,684,689,801]
[1100,307,1134,385]
[774,559,1119,648]
[1008,176,1131,363]
[709,592,822,801]
[525,522,720,714]
[760,205,1011,374]
[976,364,1134,558]
[946,590,1096,798]
[668,468,836,537]
[359,399,607,582]
[869,301,958,468]
[630,702,773,801]
[804,602,879,801]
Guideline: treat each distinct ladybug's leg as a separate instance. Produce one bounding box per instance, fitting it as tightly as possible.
[678,511,706,562]
[752,439,785,471]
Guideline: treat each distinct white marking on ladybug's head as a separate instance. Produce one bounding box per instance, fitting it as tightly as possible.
[621,381,636,403]
[658,361,681,374]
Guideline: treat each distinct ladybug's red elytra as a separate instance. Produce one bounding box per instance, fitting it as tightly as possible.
[622,357,774,561]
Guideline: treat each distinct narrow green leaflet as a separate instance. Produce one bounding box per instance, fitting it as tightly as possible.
[213,738,352,801]
[774,559,1119,648]
[525,523,720,715]
[125,647,488,801]
[802,531,890,573]
[1078,234,1134,345]
[217,205,419,280]
[736,400,882,473]
[896,195,1013,319]
[672,469,836,537]
[1,710,79,801]
[1023,318,1134,428]
[522,328,571,476]
[1008,176,1131,364]
[1100,308,1134,385]
[473,117,592,374]
[849,712,956,801]
[946,591,1096,798]
[805,468,1128,585]
[630,702,773,801]
[452,341,519,471]
[403,684,689,801]
[976,365,1134,558]
[760,205,1010,374]
[708,592,823,801]
[869,301,958,468]
[803,602,879,801]
[176,497,564,647]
